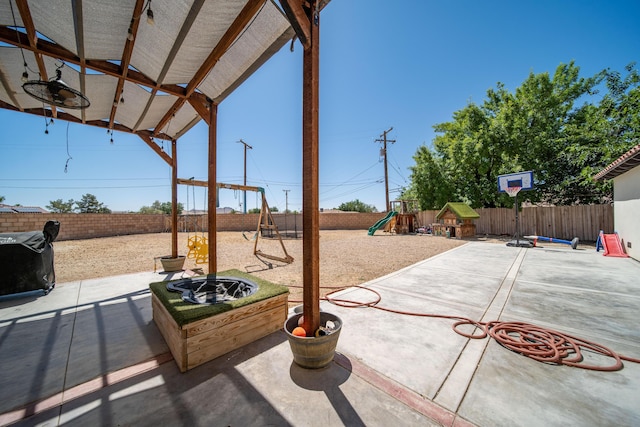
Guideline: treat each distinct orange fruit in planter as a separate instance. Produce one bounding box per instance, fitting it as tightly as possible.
[292,327,306,337]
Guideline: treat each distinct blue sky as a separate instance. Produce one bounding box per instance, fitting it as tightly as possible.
[2,0,639,213]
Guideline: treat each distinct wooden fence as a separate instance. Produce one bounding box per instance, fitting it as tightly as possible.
[416,204,613,242]
[1,205,613,242]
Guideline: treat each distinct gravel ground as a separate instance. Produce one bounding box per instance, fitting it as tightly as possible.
[54,230,479,304]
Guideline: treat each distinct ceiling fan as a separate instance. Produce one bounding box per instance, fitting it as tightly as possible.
[22,67,90,110]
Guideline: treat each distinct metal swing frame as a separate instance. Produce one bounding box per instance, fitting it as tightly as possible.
[177,179,294,264]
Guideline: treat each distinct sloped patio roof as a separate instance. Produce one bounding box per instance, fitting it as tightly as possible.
[0,0,294,149]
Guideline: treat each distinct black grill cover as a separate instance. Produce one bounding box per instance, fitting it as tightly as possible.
[0,220,59,296]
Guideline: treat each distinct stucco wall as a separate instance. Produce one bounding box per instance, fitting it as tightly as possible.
[613,166,640,261]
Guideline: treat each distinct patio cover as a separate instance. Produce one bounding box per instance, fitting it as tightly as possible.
[1,0,331,335]
[0,0,295,145]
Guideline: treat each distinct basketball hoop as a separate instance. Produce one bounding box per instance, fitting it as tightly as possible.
[505,186,521,198]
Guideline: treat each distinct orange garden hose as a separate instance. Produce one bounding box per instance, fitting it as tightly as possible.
[289,284,640,372]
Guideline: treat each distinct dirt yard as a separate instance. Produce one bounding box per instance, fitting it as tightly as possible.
[53,230,503,304]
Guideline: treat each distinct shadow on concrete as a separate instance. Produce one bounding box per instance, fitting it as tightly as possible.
[289,355,365,426]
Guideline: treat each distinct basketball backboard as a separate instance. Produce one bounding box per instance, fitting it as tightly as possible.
[497,171,533,193]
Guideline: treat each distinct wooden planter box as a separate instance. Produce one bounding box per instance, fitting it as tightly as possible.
[150,271,288,372]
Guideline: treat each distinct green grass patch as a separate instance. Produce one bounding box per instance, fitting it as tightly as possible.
[149,269,288,327]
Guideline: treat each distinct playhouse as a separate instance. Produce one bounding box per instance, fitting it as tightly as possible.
[390,199,420,234]
[432,202,479,238]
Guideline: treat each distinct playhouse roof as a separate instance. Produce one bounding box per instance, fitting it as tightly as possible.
[436,202,480,220]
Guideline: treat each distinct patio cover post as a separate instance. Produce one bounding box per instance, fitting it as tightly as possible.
[301,3,321,336]
[208,102,218,274]
[171,139,178,258]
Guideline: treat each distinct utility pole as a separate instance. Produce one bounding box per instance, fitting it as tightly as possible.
[283,189,290,235]
[282,189,290,214]
[237,139,253,213]
[375,127,395,211]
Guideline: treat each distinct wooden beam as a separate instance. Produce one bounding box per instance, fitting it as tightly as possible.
[301,1,321,337]
[279,0,311,49]
[15,0,57,117]
[153,0,267,136]
[0,100,170,146]
[171,140,178,259]
[0,26,187,98]
[208,103,218,274]
[138,134,173,167]
[176,178,264,194]
[15,0,36,47]
[188,94,212,124]
[109,0,147,129]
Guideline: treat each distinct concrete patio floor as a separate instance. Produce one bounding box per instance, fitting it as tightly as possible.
[1,241,639,426]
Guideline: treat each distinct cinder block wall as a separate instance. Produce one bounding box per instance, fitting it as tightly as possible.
[0,213,166,240]
[0,211,389,241]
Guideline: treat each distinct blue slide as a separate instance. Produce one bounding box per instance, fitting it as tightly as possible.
[368,211,398,236]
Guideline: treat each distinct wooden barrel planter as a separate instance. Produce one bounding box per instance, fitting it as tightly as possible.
[160,255,186,272]
[284,312,342,369]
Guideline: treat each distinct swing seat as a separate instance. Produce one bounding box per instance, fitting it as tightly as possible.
[242,230,258,241]
[187,235,209,264]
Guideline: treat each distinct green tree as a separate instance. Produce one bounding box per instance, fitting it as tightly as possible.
[0,196,5,203]
[407,61,638,208]
[337,199,378,213]
[139,200,183,214]
[75,193,111,213]
[563,62,640,203]
[47,199,75,213]
[402,145,453,210]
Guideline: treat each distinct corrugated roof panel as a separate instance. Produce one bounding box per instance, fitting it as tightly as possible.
[12,206,46,213]
[199,1,293,101]
[0,2,22,26]
[0,0,296,140]
[29,2,78,56]
[163,0,248,85]
[135,94,179,132]
[83,74,119,121]
[115,81,154,131]
[156,100,199,139]
[129,0,195,84]
[0,47,21,104]
[594,144,640,181]
[82,2,134,60]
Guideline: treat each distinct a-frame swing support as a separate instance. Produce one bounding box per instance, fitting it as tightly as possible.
[176,179,294,264]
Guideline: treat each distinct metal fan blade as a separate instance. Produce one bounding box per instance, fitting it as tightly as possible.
[58,88,77,100]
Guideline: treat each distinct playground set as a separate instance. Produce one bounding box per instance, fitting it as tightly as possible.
[368,199,420,236]
[174,178,294,267]
[364,171,627,259]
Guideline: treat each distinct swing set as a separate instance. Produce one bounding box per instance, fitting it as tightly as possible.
[177,178,294,265]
